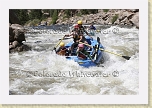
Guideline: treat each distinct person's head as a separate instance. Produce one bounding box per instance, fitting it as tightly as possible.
[74,24,79,31]
[78,44,84,50]
[77,20,82,27]
[59,42,65,47]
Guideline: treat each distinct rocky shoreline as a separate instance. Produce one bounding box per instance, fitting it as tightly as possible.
[56,9,139,29]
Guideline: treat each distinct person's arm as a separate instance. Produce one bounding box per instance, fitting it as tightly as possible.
[84,50,94,62]
[93,26,96,30]
[78,36,83,42]
[64,32,74,38]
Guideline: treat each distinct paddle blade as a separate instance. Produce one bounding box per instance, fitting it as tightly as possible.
[52,47,56,51]
[122,56,131,60]
[97,37,100,43]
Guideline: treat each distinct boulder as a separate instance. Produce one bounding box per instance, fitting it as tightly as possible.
[13,29,26,42]
[130,12,139,28]
[9,27,15,42]
[10,24,26,42]
[9,44,31,53]
[11,24,25,32]
[12,41,20,48]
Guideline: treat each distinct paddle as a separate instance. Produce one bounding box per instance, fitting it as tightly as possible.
[52,36,65,51]
[59,36,73,40]
[79,41,131,60]
[94,37,100,60]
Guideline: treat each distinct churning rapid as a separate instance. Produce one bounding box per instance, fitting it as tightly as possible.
[9,25,139,95]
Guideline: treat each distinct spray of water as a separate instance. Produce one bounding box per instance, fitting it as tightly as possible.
[9,26,139,95]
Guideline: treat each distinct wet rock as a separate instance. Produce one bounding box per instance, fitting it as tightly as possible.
[11,24,25,31]
[9,45,15,49]
[9,27,15,42]
[9,44,31,53]
[12,41,20,48]
[13,29,26,42]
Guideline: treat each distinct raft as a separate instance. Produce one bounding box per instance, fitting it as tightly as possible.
[65,36,104,68]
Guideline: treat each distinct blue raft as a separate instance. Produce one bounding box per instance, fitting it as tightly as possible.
[65,36,105,68]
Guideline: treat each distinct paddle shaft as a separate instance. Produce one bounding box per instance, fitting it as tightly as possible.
[79,42,130,60]
[54,36,65,49]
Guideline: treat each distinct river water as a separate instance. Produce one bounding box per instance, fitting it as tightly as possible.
[9,25,139,95]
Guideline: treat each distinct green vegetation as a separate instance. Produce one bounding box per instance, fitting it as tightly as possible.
[51,10,58,24]
[13,9,29,25]
[111,14,118,24]
[30,19,41,26]
[29,10,42,20]
[11,9,99,26]
[103,9,109,13]
[65,10,71,18]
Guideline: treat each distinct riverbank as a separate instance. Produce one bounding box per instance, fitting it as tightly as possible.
[32,9,139,29]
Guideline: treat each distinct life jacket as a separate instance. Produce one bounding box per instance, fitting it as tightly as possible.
[73,34,80,42]
[78,26,85,35]
[57,50,66,56]
[57,47,67,56]
[73,26,87,43]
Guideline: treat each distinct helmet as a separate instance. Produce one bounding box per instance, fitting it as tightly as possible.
[59,42,65,47]
[74,24,79,28]
[78,20,82,25]
[78,44,84,48]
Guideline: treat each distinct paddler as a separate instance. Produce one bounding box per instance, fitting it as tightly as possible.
[76,44,94,62]
[56,42,69,56]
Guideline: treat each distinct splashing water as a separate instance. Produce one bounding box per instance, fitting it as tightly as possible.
[9,25,139,95]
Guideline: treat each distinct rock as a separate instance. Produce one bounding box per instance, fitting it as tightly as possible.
[130,12,139,28]
[129,9,139,12]
[9,27,15,42]
[9,45,15,49]
[11,24,25,32]
[9,44,31,53]
[10,24,26,42]
[13,29,26,42]
[12,41,20,48]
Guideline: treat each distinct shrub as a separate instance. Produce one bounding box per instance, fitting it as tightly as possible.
[103,9,109,13]
[111,14,118,24]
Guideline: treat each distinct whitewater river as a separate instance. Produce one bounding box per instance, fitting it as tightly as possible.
[9,25,139,95]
